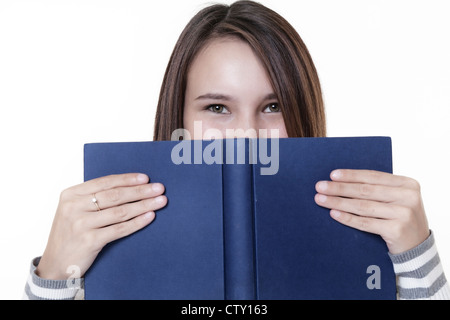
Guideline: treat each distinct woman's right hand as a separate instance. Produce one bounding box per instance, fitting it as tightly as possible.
[36,173,167,280]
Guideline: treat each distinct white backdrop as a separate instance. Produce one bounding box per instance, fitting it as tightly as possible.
[1,0,449,299]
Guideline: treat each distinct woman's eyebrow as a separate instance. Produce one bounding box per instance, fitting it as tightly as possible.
[195,93,234,101]
[264,93,278,100]
[195,93,277,101]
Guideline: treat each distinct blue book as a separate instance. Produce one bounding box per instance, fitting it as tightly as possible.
[83,137,396,300]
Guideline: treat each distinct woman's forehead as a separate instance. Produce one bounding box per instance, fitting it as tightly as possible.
[186,38,274,99]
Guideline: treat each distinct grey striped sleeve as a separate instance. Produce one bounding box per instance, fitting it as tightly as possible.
[389,231,450,300]
[23,257,84,300]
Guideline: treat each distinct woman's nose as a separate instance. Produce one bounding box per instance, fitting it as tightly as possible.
[227,115,259,138]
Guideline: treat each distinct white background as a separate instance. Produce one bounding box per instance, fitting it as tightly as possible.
[1,0,449,299]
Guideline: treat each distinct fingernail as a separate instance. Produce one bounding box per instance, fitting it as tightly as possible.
[331,170,342,180]
[143,211,155,220]
[152,183,163,193]
[155,195,166,204]
[137,174,148,183]
[316,181,328,192]
[330,210,341,218]
[316,194,327,203]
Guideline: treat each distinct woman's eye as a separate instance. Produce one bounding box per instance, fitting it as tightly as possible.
[207,105,230,114]
[264,103,280,113]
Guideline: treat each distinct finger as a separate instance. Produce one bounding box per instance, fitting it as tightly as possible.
[96,211,156,245]
[330,169,420,190]
[86,183,165,211]
[329,209,390,237]
[90,195,167,228]
[315,194,396,219]
[315,181,401,203]
[72,173,150,196]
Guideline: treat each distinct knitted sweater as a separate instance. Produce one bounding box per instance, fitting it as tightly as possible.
[23,232,450,300]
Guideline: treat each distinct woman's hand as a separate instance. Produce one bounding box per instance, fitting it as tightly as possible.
[36,173,167,280]
[314,169,430,254]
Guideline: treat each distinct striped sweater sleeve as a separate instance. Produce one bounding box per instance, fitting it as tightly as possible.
[389,231,450,300]
[23,257,84,300]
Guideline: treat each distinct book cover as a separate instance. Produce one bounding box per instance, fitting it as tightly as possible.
[83,137,396,300]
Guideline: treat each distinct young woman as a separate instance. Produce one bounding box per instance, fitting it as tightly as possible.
[24,1,449,300]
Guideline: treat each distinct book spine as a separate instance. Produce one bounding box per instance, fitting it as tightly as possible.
[222,139,256,300]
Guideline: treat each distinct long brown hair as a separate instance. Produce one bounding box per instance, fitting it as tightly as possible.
[153,0,326,140]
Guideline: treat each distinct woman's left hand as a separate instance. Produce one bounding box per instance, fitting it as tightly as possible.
[314,169,430,254]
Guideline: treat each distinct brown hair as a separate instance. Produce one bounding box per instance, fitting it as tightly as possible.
[153,0,326,140]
